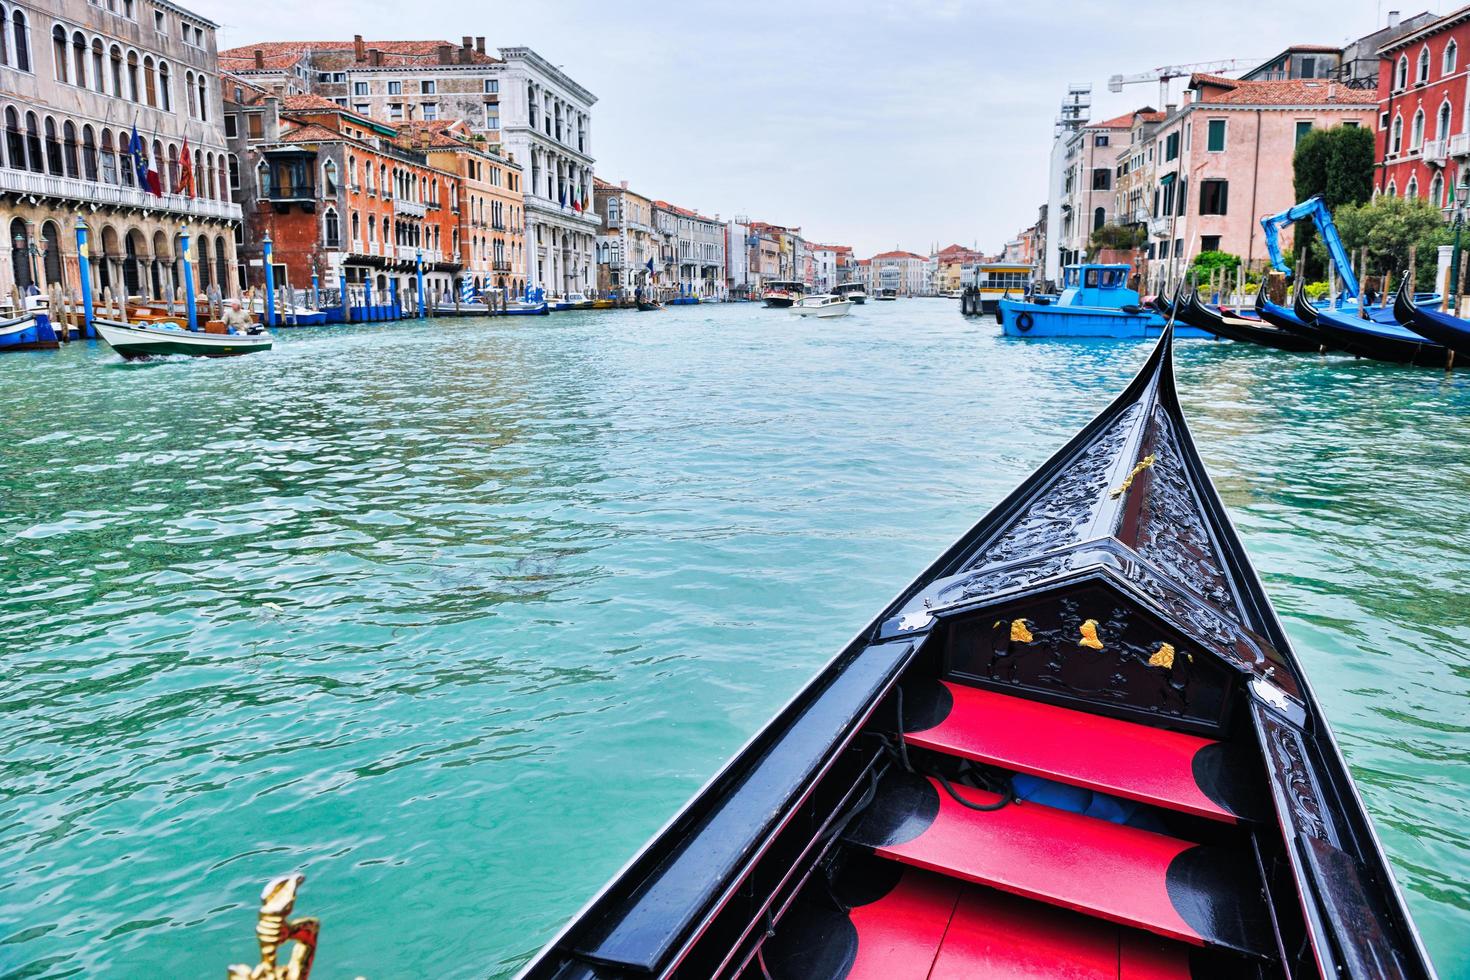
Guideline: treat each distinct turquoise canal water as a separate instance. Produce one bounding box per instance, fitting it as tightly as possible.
[1,302,1468,978]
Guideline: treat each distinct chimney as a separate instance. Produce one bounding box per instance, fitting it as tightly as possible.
[253,49,264,69]
[353,34,366,62]
[438,44,453,65]
[1165,102,1176,115]
[475,37,486,55]
[263,94,281,141]
[620,180,628,190]
[369,48,383,67]
[1387,9,1401,28]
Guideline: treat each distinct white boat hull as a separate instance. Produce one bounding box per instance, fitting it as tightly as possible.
[95,319,272,359]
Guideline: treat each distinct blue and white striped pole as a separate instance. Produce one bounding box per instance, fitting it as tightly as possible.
[415,248,425,317]
[74,216,95,338]
[181,224,198,332]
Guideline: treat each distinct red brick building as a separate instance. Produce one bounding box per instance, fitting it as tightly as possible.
[227,83,463,304]
[1376,7,1470,207]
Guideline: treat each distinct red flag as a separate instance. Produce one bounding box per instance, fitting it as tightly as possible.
[178,138,193,196]
[146,170,162,196]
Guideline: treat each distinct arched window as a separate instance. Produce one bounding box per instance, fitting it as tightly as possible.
[82,124,96,180]
[3,106,20,170]
[109,45,122,96]
[11,10,28,73]
[196,75,207,121]
[1446,40,1459,74]
[216,153,226,200]
[323,207,340,247]
[126,50,139,102]
[51,25,65,82]
[1431,172,1444,207]
[1396,54,1409,91]
[91,38,103,92]
[166,142,178,191]
[227,153,239,191]
[43,116,61,175]
[1387,179,1398,198]
[204,150,213,199]
[116,128,133,186]
[62,119,78,177]
[143,56,156,107]
[351,210,360,243]
[197,233,211,290]
[1440,100,1453,139]
[322,159,337,194]
[193,147,202,195]
[367,214,376,243]
[1093,206,1105,232]
[158,61,169,111]
[1412,108,1425,149]
[1418,46,1430,84]
[71,30,85,87]
[1406,175,1419,199]
[100,127,116,183]
[214,238,228,298]
[185,69,195,116]
[256,158,269,196]
[1392,113,1404,154]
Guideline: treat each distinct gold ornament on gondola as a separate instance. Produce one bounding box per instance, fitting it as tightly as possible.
[1109,454,1157,498]
[227,873,319,980]
[1078,619,1103,650]
[1148,642,1176,669]
[1010,619,1033,643]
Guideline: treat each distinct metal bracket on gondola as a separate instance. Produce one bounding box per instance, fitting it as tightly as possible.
[1250,671,1306,726]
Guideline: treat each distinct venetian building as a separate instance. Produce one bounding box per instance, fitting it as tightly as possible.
[0,0,241,300]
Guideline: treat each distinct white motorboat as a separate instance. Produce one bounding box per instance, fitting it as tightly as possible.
[791,294,853,318]
[95,318,273,359]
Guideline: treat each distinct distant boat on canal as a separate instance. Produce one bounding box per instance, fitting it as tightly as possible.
[95,318,273,359]
[791,294,853,318]
[761,280,807,308]
[834,282,867,305]
[998,263,1210,339]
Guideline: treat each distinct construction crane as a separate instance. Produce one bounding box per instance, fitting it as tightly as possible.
[1108,59,1260,107]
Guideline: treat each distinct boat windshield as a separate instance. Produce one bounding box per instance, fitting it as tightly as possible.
[1080,267,1128,289]
[1063,268,1081,288]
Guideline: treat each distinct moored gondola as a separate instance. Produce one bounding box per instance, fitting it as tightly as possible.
[517,328,1435,980]
[1394,274,1470,363]
[1179,287,1320,352]
[1255,279,1332,349]
[1310,293,1449,367]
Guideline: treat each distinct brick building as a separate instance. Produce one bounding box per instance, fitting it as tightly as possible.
[1375,6,1470,208]
[227,88,462,303]
[396,120,524,295]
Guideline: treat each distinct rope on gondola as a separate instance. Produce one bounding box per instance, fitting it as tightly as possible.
[890,687,1013,812]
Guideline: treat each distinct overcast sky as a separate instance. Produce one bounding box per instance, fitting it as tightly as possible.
[200,0,1448,256]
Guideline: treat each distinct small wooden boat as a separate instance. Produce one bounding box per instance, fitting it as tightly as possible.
[1394,275,1470,362]
[636,301,663,312]
[502,300,551,316]
[518,327,1434,980]
[553,292,596,312]
[95,318,272,359]
[792,294,853,318]
[0,311,58,352]
[1179,287,1320,352]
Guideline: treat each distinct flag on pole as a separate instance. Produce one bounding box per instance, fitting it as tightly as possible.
[177,137,193,196]
[129,125,151,192]
[559,183,566,208]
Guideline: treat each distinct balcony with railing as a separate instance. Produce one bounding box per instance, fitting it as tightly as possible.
[393,197,428,218]
[0,168,243,221]
[1450,133,1470,158]
[1424,139,1449,167]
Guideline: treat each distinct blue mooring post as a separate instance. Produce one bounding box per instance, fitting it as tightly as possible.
[415,248,425,317]
[262,232,277,328]
[340,274,350,322]
[390,278,400,319]
[364,278,374,322]
[74,216,95,339]
[181,224,198,332]
[311,271,320,312]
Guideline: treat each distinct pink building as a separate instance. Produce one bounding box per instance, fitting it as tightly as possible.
[1145,74,1376,289]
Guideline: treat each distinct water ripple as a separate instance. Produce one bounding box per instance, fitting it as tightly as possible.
[0,307,1466,977]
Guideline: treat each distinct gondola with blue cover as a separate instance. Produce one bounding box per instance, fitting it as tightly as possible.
[1309,293,1448,367]
[516,328,1436,980]
[1179,287,1320,352]
[1394,275,1470,362]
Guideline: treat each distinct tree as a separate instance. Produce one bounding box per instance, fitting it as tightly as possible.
[1291,126,1376,278]
[1087,222,1145,257]
[1187,250,1243,285]
[1329,195,1453,290]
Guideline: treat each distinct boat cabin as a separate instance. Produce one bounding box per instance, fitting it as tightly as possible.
[974,263,1031,295]
[1059,263,1143,308]
[764,280,807,295]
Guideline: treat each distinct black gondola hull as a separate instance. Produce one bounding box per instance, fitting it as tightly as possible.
[1179,289,1320,352]
[1395,278,1470,359]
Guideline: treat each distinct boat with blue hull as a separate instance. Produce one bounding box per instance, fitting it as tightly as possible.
[1395,277,1470,361]
[0,310,58,352]
[998,264,1211,339]
[1178,288,1321,353]
[1311,299,1449,366]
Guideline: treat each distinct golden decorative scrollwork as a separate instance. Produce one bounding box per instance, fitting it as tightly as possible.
[1109,454,1157,499]
[227,873,320,980]
[1009,618,1034,643]
[1078,619,1104,650]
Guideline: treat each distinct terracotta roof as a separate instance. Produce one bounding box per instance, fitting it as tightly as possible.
[1089,111,1140,130]
[222,72,271,105]
[1188,73,1371,105]
[274,122,346,144]
[281,94,341,111]
[871,250,926,260]
[220,51,305,71]
[392,120,484,150]
[219,39,500,67]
